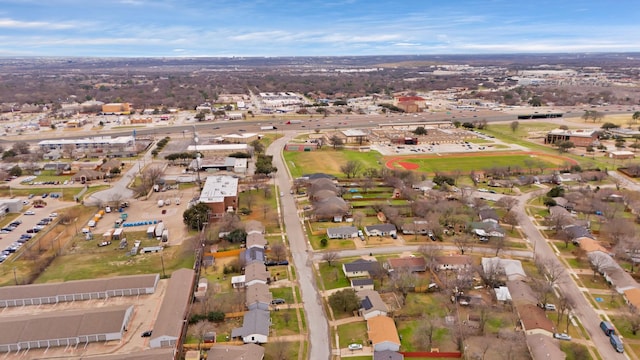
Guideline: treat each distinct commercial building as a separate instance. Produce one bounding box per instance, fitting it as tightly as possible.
[198,175,239,219]
[38,136,135,151]
[545,129,598,147]
[102,102,131,115]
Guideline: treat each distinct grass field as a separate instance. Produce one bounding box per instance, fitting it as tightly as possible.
[284,148,383,178]
[387,152,568,174]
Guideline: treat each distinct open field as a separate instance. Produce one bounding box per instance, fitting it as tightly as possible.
[284,149,383,178]
[385,151,575,173]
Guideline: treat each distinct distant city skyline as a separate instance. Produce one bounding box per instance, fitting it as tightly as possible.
[0,0,639,57]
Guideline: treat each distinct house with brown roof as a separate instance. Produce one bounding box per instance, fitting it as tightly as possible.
[624,288,640,310]
[435,255,472,271]
[367,315,401,352]
[386,256,427,273]
[518,303,555,336]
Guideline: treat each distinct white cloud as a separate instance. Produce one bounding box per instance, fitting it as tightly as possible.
[0,17,78,30]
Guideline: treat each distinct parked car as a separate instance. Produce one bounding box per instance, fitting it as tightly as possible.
[41,193,48,198]
[48,213,58,218]
[348,343,363,351]
[271,298,286,305]
[553,333,572,341]
[141,330,153,337]
[544,303,557,311]
[98,241,112,247]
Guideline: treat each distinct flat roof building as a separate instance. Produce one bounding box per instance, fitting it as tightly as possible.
[0,273,159,308]
[198,175,239,219]
[0,305,134,353]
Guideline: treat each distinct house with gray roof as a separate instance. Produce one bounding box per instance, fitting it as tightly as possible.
[246,232,267,249]
[245,283,272,311]
[327,226,358,239]
[343,259,378,278]
[470,220,505,239]
[244,262,270,287]
[358,290,388,320]
[374,351,404,360]
[478,207,499,222]
[364,224,397,237]
[231,309,271,344]
[351,278,374,291]
[242,247,266,265]
[208,343,265,360]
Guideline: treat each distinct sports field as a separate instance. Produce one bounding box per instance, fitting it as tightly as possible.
[283,148,576,177]
[385,151,576,174]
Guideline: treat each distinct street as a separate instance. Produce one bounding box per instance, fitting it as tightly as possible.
[268,133,331,360]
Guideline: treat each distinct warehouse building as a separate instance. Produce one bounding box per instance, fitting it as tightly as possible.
[0,273,159,308]
[0,305,134,353]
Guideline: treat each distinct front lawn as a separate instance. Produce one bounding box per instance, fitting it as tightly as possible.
[318,262,350,290]
[337,322,368,348]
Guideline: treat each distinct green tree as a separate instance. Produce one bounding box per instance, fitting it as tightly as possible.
[182,202,211,230]
[633,111,640,123]
[255,154,277,175]
[601,122,619,130]
[547,186,565,198]
[555,140,574,153]
[8,165,22,177]
[328,289,360,313]
[413,126,428,135]
[528,96,542,107]
[250,139,265,154]
[329,135,343,149]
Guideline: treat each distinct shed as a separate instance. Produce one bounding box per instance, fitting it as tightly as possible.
[147,225,156,238]
[112,228,124,241]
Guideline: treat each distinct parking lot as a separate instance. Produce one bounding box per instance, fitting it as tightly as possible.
[0,196,71,265]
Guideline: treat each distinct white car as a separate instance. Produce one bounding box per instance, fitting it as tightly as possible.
[348,343,363,351]
[544,303,557,311]
[48,213,58,218]
[553,333,571,341]
[24,211,35,215]
[105,206,111,213]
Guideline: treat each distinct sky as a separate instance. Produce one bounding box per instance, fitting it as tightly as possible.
[0,0,639,57]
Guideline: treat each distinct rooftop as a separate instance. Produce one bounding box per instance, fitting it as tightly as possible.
[199,175,239,203]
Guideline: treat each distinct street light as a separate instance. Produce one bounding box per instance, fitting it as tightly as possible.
[193,125,202,189]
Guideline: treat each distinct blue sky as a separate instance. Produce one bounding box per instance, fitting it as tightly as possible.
[0,0,638,57]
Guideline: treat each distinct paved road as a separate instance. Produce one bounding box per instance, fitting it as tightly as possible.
[268,133,331,360]
[513,190,627,359]
[311,244,533,262]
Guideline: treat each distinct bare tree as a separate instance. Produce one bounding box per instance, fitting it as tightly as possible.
[628,307,640,335]
[453,234,473,255]
[602,218,635,245]
[418,244,441,272]
[503,210,519,231]
[589,253,611,280]
[414,315,435,349]
[531,278,553,308]
[495,197,518,212]
[352,211,366,229]
[493,236,506,256]
[270,242,287,262]
[322,251,338,266]
[269,340,292,360]
[340,160,363,179]
[536,258,565,287]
